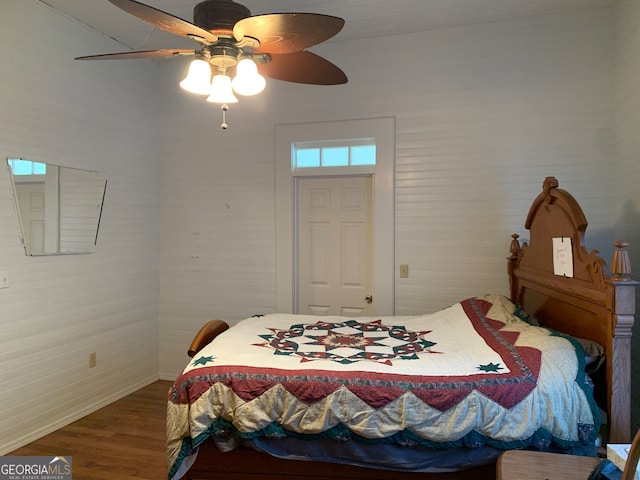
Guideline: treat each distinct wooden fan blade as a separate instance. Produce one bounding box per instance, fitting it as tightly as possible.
[75,49,194,60]
[258,51,347,85]
[234,13,344,55]
[108,0,218,44]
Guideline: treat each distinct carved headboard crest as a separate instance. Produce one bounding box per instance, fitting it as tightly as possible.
[525,176,588,233]
[542,176,559,197]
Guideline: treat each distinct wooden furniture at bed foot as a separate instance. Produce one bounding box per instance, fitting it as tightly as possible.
[497,428,640,480]
[496,450,599,480]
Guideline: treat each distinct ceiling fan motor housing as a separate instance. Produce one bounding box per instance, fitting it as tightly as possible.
[194,0,251,36]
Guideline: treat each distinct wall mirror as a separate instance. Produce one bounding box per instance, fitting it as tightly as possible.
[6,158,107,256]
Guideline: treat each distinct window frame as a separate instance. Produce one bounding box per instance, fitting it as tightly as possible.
[293,138,376,169]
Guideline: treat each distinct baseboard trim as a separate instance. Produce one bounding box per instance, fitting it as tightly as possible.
[159,372,179,381]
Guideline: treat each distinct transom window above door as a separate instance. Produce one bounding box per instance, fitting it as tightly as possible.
[293,139,376,170]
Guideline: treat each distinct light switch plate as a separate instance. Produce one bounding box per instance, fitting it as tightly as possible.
[399,264,409,278]
[0,271,8,289]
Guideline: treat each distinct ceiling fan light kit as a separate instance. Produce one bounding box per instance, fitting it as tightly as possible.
[179,57,213,94]
[76,0,348,129]
[206,74,238,104]
[231,56,266,96]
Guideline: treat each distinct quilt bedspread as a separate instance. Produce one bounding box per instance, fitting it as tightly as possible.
[167,294,599,479]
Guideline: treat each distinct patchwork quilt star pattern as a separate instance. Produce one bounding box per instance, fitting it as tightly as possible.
[255,318,438,365]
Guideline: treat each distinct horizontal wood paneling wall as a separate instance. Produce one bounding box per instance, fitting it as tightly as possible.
[613,0,640,433]
[0,1,160,453]
[157,8,616,377]
[58,168,106,253]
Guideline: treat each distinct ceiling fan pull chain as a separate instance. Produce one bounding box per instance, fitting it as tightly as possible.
[220,103,229,130]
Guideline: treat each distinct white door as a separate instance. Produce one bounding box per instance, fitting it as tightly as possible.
[15,182,46,255]
[296,176,373,316]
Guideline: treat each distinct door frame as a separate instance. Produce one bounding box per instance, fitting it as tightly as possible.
[275,117,395,315]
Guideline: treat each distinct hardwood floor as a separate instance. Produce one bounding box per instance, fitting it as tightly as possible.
[9,380,171,480]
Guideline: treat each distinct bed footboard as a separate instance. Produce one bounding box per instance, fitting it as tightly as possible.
[187,319,229,358]
[185,439,496,480]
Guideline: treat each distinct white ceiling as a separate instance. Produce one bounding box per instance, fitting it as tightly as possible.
[40,0,615,53]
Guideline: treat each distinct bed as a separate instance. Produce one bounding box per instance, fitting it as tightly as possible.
[166,176,637,480]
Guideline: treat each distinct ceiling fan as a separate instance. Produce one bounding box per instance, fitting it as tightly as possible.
[76,0,348,127]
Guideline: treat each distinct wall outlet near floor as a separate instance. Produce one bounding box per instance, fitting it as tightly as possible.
[89,352,97,368]
[0,271,9,289]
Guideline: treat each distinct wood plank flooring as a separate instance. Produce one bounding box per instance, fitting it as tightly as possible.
[9,380,171,480]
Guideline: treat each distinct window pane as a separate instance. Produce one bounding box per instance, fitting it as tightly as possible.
[296,148,320,168]
[8,159,47,175]
[322,146,349,167]
[350,145,376,166]
[9,159,32,175]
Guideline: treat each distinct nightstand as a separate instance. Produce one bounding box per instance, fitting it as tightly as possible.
[496,450,600,480]
[497,429,640,480]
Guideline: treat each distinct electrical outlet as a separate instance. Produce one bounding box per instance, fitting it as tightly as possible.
[0,271,9,289]
[89,352,97,368]
[399,264,409,278]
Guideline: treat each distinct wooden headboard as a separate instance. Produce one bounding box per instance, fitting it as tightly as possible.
[508,176,637,443]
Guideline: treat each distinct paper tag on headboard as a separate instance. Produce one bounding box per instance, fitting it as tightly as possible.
[553,237,573,277]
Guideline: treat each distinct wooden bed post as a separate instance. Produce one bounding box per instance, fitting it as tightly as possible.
[609,241,639,443]
[508,234,521,301]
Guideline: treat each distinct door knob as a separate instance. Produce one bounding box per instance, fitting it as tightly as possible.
[365,294,373,304]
